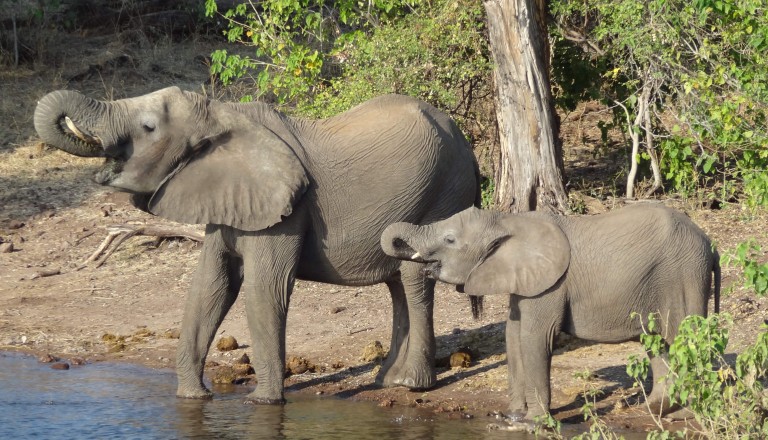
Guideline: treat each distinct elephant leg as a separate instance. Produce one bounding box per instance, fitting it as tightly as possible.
[177,226,242,399]
[645,352,678,415]
[520,318,559,421]
[376,261,436,389]
[505,296,527,421]
[239,232,303,404]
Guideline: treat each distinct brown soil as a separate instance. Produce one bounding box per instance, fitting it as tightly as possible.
[1,23,767,435]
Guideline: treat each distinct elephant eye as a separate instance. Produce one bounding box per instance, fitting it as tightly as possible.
[142,122,155,133]
[444,234,456,245]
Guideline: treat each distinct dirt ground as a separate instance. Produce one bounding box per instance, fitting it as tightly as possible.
[1,23,767,435]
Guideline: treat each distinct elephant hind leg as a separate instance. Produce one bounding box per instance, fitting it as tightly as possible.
[645,352,682,415]
[376,261,436,390]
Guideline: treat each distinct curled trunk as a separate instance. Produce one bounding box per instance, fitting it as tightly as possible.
[380,222,425,260]
[34,90,108,157]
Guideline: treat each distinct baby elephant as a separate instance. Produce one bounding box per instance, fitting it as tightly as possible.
[381,203,720,423]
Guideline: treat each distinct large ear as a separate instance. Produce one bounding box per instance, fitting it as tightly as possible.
[147,125,309,231]
[464,215,570,297]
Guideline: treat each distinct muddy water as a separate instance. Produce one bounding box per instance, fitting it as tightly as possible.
[0,353,528,439]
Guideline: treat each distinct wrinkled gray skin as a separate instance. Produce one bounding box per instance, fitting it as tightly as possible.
[382,204,720,424]
[34,87,480,404]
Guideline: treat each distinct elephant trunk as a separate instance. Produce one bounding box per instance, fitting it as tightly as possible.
[381,222,430,261]
[34,90,110,157]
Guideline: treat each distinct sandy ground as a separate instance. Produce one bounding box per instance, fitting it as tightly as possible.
[1,25,767,435]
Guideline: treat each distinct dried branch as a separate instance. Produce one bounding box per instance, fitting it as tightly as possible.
[76,224,203,270]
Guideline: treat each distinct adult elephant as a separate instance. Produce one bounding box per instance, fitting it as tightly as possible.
[381,204,720,425]
[34,87,480,404]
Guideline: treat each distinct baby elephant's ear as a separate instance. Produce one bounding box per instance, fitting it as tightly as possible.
[148,125,309,231]
[464,216,570,297]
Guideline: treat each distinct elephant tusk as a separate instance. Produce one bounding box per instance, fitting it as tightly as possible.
[64,116,101,145]
[411,252,421,260]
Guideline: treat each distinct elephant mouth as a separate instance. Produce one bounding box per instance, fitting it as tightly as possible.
[422,261,442,279]
[93,158,124,186]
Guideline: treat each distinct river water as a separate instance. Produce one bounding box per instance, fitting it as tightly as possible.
[0,352,530,439]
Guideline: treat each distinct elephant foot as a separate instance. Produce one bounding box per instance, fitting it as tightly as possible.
[645,389,679,416]
[243,391,286,405]
[176,384,213,400]
[487,419,536,433]
[375,362,436,390]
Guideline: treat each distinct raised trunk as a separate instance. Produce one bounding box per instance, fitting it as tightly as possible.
[34,90,109,157]
[484,0,567,214]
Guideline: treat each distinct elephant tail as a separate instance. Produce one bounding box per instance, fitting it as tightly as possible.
[713,250,721,314]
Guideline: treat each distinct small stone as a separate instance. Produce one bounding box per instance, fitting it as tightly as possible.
[449,352,471,369]
[163,328,181,339]
[0,242,13,253]
[330,306,346,314]
[38,353,59,363]
[234,353,251,365]
[211,366,238,384]
[216,335,239,352]
[51,362,70,370]
[378,398,395,407]
[8,220,24,229]
[69,357,86,366]
[108,343,127,353]
[285,355,315,376]
[233,362,255,375]
[360,341,387,362]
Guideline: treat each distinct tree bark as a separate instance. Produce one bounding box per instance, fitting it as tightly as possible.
[484,0,567,214]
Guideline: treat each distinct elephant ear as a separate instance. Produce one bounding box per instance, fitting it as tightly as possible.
[464,216,570,297]
[147,125,309,231]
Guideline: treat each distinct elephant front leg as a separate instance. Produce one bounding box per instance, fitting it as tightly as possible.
[505,296,528,421]
[376,261,436,390]
[177,227,242,399]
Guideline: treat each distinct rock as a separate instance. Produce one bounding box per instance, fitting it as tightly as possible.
[216,335,239,352]
[378,399,395,407]
[235,353,251,365]
[360,340,387,362]
[285,355,315,376]
[0,242,13,253]
[108,343,127,353]
[232,362,254,375]
[38,353,59,363]
[70,357,86,366]
[329,306,346,314]
[211,366,238,384]
[449,352,471,369]
[51,362,70,370]
[8,220,24,229]
[162,328,181,339]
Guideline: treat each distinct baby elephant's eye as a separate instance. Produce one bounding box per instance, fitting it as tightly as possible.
[444,234,456,244]
[142,122,155,133]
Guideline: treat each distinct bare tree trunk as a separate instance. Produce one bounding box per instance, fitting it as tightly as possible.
[484,0,567,214]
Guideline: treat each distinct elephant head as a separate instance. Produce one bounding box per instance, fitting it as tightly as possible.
[34,87,308,231]
[381,207,571,297]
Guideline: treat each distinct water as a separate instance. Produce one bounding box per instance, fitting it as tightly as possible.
[0,353,528,439]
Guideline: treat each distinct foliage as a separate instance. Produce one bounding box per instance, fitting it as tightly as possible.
[480,177,495,209]
[204,0,491,123]
[551,0,768,205]
[204,0,418,103]
[628,313,768,438]
[721,240,768,297]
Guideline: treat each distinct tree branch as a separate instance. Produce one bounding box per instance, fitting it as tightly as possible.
[76,224,203,270]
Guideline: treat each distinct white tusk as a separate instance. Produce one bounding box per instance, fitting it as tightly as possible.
[411,252,421,260]
[64,116,100,144]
